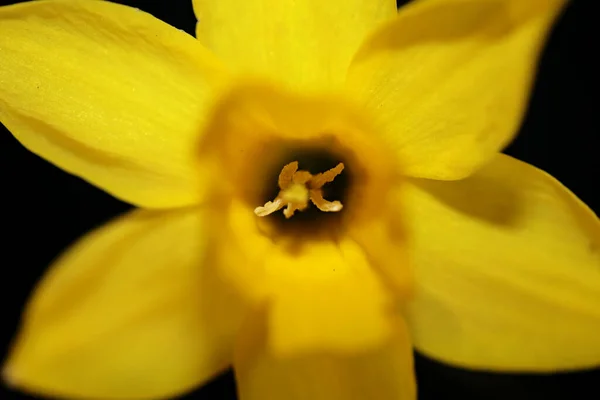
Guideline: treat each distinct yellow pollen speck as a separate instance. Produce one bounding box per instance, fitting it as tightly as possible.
[254,161,345,219]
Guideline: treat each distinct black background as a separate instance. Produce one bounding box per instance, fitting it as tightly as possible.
[1,0,598,399]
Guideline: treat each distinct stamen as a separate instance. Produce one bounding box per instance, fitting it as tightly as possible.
[278,161,298,189]
[309,189,343,212]
[292,171,312,185]
[254,161,345,219]
[254,198,284,217]
[310,163,345,188]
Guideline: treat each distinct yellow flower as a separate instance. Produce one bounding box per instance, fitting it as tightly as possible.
[1,0,599,399]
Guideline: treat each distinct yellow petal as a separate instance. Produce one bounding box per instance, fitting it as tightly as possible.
[347,0,567,180]
[348,195,413,299]
[3,208,245,399]
[216,200,399,356]
[265,238,397,356]
[402,154,600,371]
[193,0,396,90]
[0,0,227,208]
[234,311,416,400]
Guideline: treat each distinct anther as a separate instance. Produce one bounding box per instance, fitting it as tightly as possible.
[254,161,345,219]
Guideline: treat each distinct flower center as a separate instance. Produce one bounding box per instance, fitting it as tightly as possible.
[252,147,354,235]
[254,161,345,219]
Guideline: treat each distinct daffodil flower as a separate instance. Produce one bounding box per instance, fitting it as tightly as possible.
[1,0,599,399]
